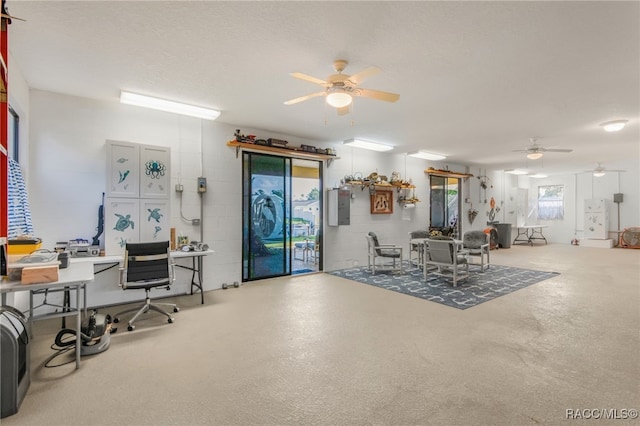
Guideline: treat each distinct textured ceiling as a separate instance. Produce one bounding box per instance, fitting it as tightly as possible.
[6,1,639,175]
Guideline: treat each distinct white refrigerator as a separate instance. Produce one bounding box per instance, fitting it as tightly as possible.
[584,199,609,239]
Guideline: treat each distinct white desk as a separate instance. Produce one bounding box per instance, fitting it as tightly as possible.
[0,262,95,369]
[513,225,548,246]
[70,249,214,304]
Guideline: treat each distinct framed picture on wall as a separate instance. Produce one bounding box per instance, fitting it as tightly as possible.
[139,199,170,242]
[106,141,140,198]
[370,190,393,214]
[140,145,170,198]
[105,198,140,255]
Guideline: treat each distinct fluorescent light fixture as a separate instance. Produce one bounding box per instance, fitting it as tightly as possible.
[529,173,548,179]
[343,138,393,152]
[407,151,447,161]
[600,120,628,132]
[593,171,606,177]
[120,91,220,120]
[505,169,528,175]
[527,152,544,160]
[326,92,353,108]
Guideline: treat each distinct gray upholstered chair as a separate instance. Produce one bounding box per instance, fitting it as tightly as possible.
[424,237,469,287]
[366,232,403,275]
[462,230,490,272]
[408,230,430,267]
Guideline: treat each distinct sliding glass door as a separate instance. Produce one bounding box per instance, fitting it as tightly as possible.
[242,152,292,281]
[429,175,461,237]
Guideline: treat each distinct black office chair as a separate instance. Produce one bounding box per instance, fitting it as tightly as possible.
[113,241,179,331]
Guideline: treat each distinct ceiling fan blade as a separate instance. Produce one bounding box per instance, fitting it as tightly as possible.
[0,12,26,21]
[284,91,325,105]
[337,105,350,116]
[544,148,573,153]
[347,66,380,86]
[290,72,328,86]
[355,88,400,102]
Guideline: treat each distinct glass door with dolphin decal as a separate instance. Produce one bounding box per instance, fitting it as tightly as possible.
[242,152,291,281]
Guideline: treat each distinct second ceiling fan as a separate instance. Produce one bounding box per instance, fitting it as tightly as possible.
[284,59,400,115]
[514,138,573,160]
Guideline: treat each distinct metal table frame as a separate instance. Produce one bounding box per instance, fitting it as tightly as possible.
[513,225,548,246]
[1,262,95,369]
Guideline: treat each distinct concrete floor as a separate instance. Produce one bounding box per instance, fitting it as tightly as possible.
[3,244,639,425]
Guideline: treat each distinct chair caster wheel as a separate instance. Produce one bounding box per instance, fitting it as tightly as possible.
[113,317,120,323]
[173,307,179,313]
[168,317,174,324]
[127,325,135,331]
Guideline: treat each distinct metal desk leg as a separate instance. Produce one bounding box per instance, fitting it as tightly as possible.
[75,284,81,369]
[189,256,204,305]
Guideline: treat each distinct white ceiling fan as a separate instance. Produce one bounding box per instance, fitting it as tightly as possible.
[284,59,400,115]
[584,162,626,177]
[513,138,573,160]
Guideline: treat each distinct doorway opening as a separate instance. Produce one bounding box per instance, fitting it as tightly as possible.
[429,175,461,238]
[291,159,322,274]
[242,153,322,282]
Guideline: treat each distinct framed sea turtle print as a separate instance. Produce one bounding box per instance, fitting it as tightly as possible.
[140,199,170,242]
[105,198,140,255]
[106,140,140,198]
[140,145,170,198]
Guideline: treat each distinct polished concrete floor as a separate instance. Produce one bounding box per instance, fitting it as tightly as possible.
[3,244,639,425]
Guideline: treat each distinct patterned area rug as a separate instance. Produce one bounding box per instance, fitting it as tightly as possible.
[329,262,559,310]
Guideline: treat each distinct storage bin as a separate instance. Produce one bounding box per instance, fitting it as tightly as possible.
[7,239,42,255]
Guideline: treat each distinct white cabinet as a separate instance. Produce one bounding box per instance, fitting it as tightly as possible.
[105,141,171,254]
[584,199,609,239]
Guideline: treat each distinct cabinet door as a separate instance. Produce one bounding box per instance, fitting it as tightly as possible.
[105,198,140,255]
[106,141,140,198]
[140,145,170,198]
[139,199,170,243]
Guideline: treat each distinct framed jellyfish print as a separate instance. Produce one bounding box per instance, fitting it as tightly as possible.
[140,145,170,198]
[140,199,170,243]
[105,198,140,255]
[106,140,140,198]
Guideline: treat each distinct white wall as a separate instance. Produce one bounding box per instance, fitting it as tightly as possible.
[16,89,640,310]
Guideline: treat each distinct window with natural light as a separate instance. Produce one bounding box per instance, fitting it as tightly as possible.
[538,185,564,220]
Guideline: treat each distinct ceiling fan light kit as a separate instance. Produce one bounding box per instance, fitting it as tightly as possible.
[593,171,606,177]
[529,174,548,179]
[505,169,529,175]
[120,91,220,120]
[600,120,628,132]
[407,151,447,161]
[326,91,353,108]
[343,138,393,152]
[526,152,544,160]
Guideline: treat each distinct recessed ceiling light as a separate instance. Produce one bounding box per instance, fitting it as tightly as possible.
[343,138,393,152]
[407,151,447,161]
[505,169,528,175]
[529,173,548,179]
[600,120,628,132]
[120,91,220,120]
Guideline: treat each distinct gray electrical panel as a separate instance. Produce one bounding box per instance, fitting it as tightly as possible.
[327,189,350,226]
